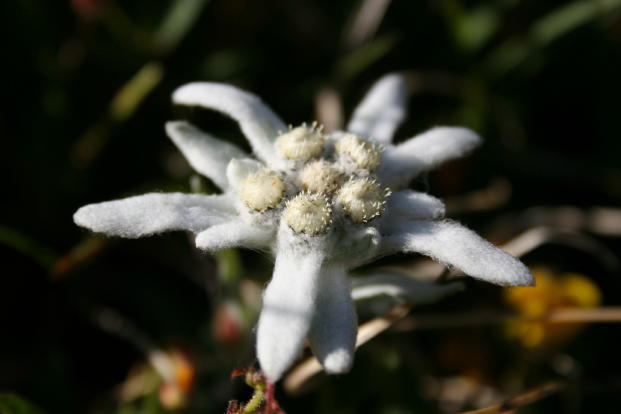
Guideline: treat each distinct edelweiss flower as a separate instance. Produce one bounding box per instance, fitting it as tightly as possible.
[74,74,533,383]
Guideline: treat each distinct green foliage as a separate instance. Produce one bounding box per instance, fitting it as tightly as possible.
[0,394,44,414]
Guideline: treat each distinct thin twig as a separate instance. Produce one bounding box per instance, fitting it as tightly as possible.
[315,87,343,132]
[499,226,619,270]
[444,178,512,216]
[283,304,411,394]
[392,307,621,332]
[92,307,176,383]
[342,0,392,49]
[461,381,566,414]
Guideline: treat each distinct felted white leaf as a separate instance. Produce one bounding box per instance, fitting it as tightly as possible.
[166,121,247,190]
[381,127,481,188]
[73,193,236,238]
[173,83,287,164]
[382,220,534,286]
[384,190,446,221]
[256,227,328,382]
[308,263,357,374]
[351,271,464,302]
[332,226,381,268]
[225,158,264,190]
[347,73,408,144]
[195,220,274,251]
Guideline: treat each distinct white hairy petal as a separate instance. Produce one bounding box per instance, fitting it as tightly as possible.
[334,226,381,268]
[225,158,264,190]
[74,193,235,238]
[173,82,287,164]
[385,190,446,220]
[351,271,464,302]
[256,229,328,382]
[195,220,274,251]
[166,121,247,190]
[383,220,534,286]
[381,127,481,188]
[347,73,408,144]
[308,264,357,374]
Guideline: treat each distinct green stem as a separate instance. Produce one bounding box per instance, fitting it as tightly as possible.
[243,390,264,413]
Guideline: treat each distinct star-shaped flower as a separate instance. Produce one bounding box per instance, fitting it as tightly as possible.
[74,74,533,383]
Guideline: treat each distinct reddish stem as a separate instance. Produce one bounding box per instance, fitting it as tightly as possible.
[265,382,274,414]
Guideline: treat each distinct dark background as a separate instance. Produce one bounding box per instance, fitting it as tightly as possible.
[1,0,621,413]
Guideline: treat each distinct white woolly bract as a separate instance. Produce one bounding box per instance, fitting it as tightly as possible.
[172,82,287,164]
[382,220,534,287]
[73,193,235,238]
[308,263,357,374]
[276,125,325,161]
[283,192,332,235]
[336,177,389,223]
[351,272,464,302]
[385,190,446,220]
[347,73,408,144]
[298,159,342,195]
[335,133,382,171]
[195,220,274,251]
[237,169,285,212]
[256,232,326,382]
[165,121,247,191]
[380,126,481,188]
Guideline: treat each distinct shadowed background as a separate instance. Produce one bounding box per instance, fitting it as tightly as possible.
[1,0,621,413]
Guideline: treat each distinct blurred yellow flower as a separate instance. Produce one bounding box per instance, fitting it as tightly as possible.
[504,266,601,348]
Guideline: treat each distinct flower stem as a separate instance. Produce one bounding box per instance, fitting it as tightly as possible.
[242,389,264,413]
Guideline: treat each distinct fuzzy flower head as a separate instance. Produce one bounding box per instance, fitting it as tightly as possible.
[74,74,533,383]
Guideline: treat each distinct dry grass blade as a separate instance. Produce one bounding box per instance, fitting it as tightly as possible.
[342,0,392,49]
[520,206,621,237]
[93,307,176,384]
[315,87,343,133]
[393,307,621,332]
[284,304,411,394]
[461,381,566,414]
[444,178,512,215]
[500,226,619,270]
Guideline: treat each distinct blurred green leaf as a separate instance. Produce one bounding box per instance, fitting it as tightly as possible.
[487,0,621,76]
[155,0,211,52]
[0,226,58,269]
[102,0,154,53]
[532,0,621,45]
[200,50,251,81]
[216,249,244,287]
[0,394,44,414]
[336,34,397,81]
[110,62,165,122]
[72,61,164,166]
[455,6,500,53]
[440,0,501,53]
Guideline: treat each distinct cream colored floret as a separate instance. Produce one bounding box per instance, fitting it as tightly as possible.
[299,160,342,195]
[335,133,381,171]
[336,178,389,223]
[276,125,325,161]
[283,193,332,235]
[238,169,285,211]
